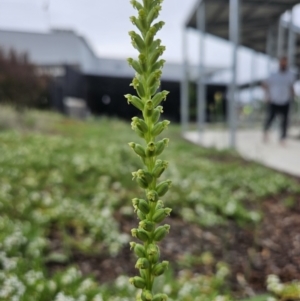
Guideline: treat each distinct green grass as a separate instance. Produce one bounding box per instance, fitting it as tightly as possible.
[0,109,299,300]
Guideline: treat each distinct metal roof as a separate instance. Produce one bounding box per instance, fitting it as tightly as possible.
[185,0,300,65]
[0,29,225,81]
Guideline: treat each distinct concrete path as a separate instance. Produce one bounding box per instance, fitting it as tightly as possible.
[184,128,300,177]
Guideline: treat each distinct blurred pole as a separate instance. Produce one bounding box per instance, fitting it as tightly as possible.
[196,0,206,142]
[249,50,256,125]
[228,0,240,148]
[277,17,284,58]
[181,27,189,134]
[266,27,274,74]
[288,8,296,69]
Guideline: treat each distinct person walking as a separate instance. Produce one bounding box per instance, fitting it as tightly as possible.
[263,57,295,146]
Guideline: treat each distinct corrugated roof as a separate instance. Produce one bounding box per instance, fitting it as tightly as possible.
[186,0,300,65]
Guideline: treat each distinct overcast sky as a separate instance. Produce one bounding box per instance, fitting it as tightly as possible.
[0,0,300,89]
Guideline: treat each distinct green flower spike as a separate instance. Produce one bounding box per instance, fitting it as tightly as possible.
[125,0,171,300]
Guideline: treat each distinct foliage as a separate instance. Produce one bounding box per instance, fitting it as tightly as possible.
[267,275,300,301]
[0,48,49,109]
[0,110,299,300]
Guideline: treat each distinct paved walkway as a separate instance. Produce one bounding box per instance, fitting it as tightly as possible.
[184,128,300,177]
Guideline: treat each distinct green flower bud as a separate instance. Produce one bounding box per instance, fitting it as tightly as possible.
[130,16,145,34]
[151,106,163,123]
[138,9,148,32]
[129,142,146,158]
[145,27,156,47]
[151,120,170,136]
[150,59,166,73]
[130,242,146,257]
[152,91,169,107]
[149,45,166,65]
[156,180,172,196]
[129,276,146,289]
[152,294,168,301]
[133,228,150,242]
[144,100,154,117]
[129,31,145,52]
[148,70,162,89]
[130,0,143,11]
[147,190,158,202]
[135,257,150,269]
[150,81,160,96]
[127,58,143,74]
[152,261,169,276]
[125,94,144,111]
[139,220,155,232]
[146,142,156,157]
[132,174,149,189]
[137,210,146,220]
[149,39,162,53]
[132,198,150,214]
[141,290,153,301]
[139,53,148,73]
[153,224,170,242]
[130,77,146,98]
[147,243,160,264]
[154,138,169,156]
[132,117,149,133]
[152,160,168,178]
[152,208,172,223]
[147,5,161,25]
[155,200,164,210]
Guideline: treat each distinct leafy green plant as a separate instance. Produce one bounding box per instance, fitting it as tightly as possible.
[125,0,172,300]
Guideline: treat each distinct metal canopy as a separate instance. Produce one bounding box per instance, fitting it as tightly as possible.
[185,0,300,65]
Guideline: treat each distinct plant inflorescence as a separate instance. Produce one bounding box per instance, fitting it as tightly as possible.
[125,0,171,300]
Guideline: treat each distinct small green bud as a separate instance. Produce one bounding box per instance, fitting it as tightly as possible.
[144,100,154,117]
[131,117,149,133]
[152,208,172,223]
[156,180,172,196]
[149,39,162,53]
[129,31,145,52]
[152,294,168,301]
[130,16,145,34]
[130,242,146,257]
[132,172,149,188]
[147,190,158,202]
[135,257,150,269]
[151,120,170,136]
[129,142,146,158]
[153,224,170,242]
[141,290,153,301]
[130,77,146,98]
[138,9,148,32]
[146,142,156,157]
[147,244,160,264]
[150,59,166,73]
[154,138,169,156]
[150,81,160,96]
[127,58,143,74]
[148,70,162,89]
[145,27,156,47]
[147,5,161,25]
[137,210,146,220]
[129,276,146,289]
[132,198,150,214]
[130,0,143,11]
[139,53,148,73]
[152,261,169,276]
[151,106,163,123]
[149,45,166,65]
[152,160,168,178]
[139,220,155,232]
[125,94,144,111]
[133,228,150,242]
[155,200,164,210]
[152,91,169,107]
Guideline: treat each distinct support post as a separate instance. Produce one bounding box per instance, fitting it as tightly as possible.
[249,50,256,124]
[288,8,296,69]
[180,27,189,134]
[196,0,206,142]
[277,17,284,58]
[266,26,276,74]
[228,0,240,148]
